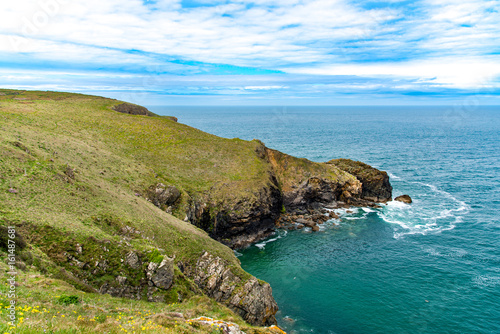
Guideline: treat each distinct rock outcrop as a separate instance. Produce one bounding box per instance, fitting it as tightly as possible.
[186,145,393,249]
[147,257,175,290]
[395,194,412,203]
[187,174,283,249]
[328,159,392,203]
[181,252,278,326]
[112,103,156,116]
[147,183,181,209]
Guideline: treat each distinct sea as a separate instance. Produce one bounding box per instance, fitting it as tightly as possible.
[149,105,500,334]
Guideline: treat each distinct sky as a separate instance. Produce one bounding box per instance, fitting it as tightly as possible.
[0,0,499,105]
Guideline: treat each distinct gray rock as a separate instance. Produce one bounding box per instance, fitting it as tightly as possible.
[148,257,174,290]
[116,276,127,285]
[149,183,181,208]
[182,252,278,326]
[125,252,141,269]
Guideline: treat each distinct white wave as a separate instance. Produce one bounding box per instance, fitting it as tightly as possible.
[388,172,401,180]
[361,207,376,213]
[379,182,470,238]
[233,250,243,257]
[254,230,287,249]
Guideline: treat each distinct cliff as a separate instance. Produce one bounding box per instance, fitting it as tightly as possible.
[0,89,392,333]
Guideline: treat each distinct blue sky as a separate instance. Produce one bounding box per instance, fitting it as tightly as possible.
[0,0,499,105]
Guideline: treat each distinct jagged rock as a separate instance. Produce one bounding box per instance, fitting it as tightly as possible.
[188,174,282,249]
[329,211,339,219]
[117,276,127,285]
[395,194,412,204]
[148,183,181,209]
[229,277,278,326]
[125,252,142,270]
[328,159,392,203]
[284,176,360,211]
[182,252,278,326]
[147,257,174,290]
[99,283,143,300]
[296,218,315,227]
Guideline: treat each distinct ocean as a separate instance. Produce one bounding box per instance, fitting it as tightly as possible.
[149,105,500,334]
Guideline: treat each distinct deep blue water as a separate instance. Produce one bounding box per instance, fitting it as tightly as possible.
[150,106,500,334]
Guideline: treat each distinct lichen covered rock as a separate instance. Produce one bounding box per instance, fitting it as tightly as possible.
[182,252,278,326]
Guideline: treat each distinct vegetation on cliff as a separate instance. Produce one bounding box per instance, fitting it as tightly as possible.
[0,89,392,333]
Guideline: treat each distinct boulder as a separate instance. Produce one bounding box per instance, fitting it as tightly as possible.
[125,252,142,269]
[311,225,320,232]
[148,183,181,209]
[147,257,174,290]
[328,211,339,219]
[395,195,412,204]
[296,218,315,227]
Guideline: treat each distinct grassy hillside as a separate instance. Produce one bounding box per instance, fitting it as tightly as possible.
[0,89,282,332]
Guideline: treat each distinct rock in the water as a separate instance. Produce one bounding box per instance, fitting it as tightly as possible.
[311,225,320,232]
[296,218,315,227]
[328,211,339,219]
[395,194,412,204]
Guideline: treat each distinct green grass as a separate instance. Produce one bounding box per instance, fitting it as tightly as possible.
[0,264,281,333]
[0,89,354,333]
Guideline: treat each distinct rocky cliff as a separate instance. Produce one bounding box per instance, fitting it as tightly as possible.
[0,89,393,332]
[184,144,393,249]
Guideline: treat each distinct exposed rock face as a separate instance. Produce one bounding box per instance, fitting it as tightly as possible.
[395,194,412,204]
[182,252,278,326]
[147,257,175,290]
[147,183,181,209]
[112,103,156,116]
[283,176,362,211]
[188,175,282,249]
[187,145,393,249]
[125,251,142,270]
[328,159,392,203]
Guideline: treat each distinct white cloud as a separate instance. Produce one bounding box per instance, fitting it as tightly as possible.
[285,56,500,89]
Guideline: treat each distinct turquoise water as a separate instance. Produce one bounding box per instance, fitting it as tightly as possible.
[150,106,500,333]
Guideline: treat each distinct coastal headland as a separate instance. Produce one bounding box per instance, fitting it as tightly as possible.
[0,90,392,333]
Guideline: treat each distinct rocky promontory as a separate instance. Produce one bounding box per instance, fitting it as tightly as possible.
[0,89,396,332]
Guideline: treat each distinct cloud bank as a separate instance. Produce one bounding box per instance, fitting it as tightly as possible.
[0,0,499,104]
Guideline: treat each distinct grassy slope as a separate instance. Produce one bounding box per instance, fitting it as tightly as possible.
[0,89,268,266]
[0,89,283,333]
[0,261,280,334]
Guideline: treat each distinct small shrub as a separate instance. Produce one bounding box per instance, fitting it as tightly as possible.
[57,295,80,305]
